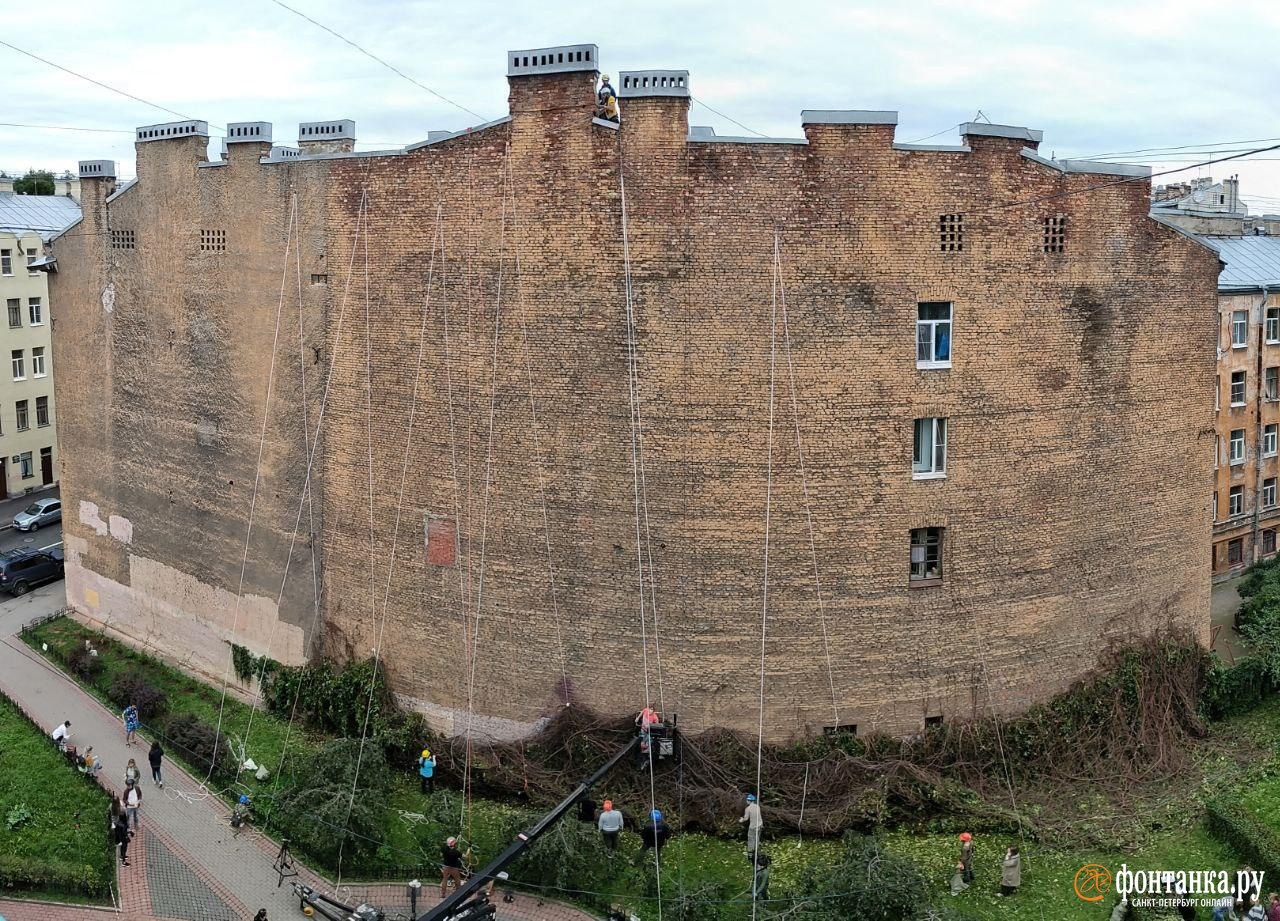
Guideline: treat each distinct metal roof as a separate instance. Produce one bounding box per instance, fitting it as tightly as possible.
[1202,235,1280,292]
[0,192,82,241]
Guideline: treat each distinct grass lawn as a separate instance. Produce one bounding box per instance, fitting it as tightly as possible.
[0,692,115,904]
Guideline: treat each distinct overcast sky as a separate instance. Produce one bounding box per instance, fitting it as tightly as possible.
[4,0,1280,209]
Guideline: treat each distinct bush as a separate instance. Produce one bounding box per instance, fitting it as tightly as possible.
[509,811,616,910]
[0,852,111,898]
[158,714,235,782]
[1202,656,1276,719]
[106,671,167,720]
[64,646,102,681]
[1204,796,1280,885]
[262,659,391,738]
[796,833,947,921]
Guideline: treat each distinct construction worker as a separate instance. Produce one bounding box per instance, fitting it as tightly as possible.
[741,793,763,860]
[440,836,465,897]
[597,74,619,122]
[636,706,661,770]
[418,749,436,794]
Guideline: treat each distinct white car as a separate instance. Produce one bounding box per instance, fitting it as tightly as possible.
[13,497,61,532]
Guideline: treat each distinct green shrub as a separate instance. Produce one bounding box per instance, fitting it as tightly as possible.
[1237,555,1280,599]
[107,671,167,720]
[1204,796,1280,885]
[157,714,234,781]
[65,646,102,681]
[0,852,111,898]
[1203,656,1276,719]
[796,833,953,921]
[262,659,391,738]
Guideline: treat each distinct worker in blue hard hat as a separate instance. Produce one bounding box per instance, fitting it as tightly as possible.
[741,792,763,860]
[639,808,670,853]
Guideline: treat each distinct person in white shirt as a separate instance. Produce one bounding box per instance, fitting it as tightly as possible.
[124,779,143,830]
[50,720,71,747]
[741,793,763,860]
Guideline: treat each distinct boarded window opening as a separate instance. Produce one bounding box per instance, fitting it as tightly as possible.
[426,515,457,565]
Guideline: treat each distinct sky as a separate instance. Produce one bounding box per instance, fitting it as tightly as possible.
[3,0,1280,210]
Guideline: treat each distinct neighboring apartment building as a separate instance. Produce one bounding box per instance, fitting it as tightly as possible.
[1152,179,1280,578]
[0,170,81,201]
[0,193,79,498]
[50,45,1219,741]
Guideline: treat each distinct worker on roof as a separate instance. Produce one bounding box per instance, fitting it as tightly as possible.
[598,75,619,123]
[418,748,436,794]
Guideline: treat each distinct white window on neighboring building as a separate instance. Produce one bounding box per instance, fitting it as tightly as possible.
[916,302,952,369]
[1230,485,1244,517]
[0,249,11,276]
[1233,310,1249,347]
[28,297,41,326]
[1267,366,1279,401]
[1268,306,1280,344]
[25,247,37,276]
[18,451,32,479]
[1265,478,1277,509]
[1266,424,1279,458]
[909,527,944,583]
[1231,370,1247,406]
[15,400,28,432]
[912,418,947,478]
[6,299,19,329]
[35,395,48,427]
[1231,428,1246,464]
[31,347,45,378]
[10,350,23,382]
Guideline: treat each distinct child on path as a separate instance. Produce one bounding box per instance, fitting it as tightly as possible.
[148,741,165,787]
[121,704,140,746]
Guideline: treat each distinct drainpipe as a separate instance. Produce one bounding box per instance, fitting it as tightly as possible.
[1252,285,1270,563]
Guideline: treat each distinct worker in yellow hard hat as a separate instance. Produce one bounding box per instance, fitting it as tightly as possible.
[418,748,437,794]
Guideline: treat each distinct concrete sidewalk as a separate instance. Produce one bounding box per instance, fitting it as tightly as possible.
[0,586,596,921]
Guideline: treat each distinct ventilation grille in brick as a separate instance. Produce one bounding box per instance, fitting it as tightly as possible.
[1043,214,1066,253]
[939,214,963,252]
[111,229,136,250]
[200,230,227,252]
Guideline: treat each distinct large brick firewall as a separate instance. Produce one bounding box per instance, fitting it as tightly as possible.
[51,63,1219,741]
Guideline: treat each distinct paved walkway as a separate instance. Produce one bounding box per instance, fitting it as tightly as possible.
[0,585,596,921]
[1211,574,1249,663]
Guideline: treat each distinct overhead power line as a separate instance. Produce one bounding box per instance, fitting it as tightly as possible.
[1081,135,1280,160]
[265,0,488,122]
[0,122,134,134]
[690,96,769,138]
[0,38,223,132]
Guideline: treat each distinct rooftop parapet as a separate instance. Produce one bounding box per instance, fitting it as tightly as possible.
[226,122,272,144]
[507,44,598,77]
[299,120,355,143]
[618,70,689,98]
[961,122,1043,144]
[78,159,116,179]
[801,110,898,126]
[136,120,209,143]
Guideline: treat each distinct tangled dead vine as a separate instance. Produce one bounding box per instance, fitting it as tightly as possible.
[434,631,1213,839]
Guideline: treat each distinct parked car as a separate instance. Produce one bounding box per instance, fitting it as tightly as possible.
[12,497,61,532]
[0,546,64,595]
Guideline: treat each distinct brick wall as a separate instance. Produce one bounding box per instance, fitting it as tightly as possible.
[50,67,1220,741]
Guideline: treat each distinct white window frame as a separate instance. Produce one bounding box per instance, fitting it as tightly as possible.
[18,452,32,479]
[25,247,38,276]
[35,396,49,427]
[31,347,45,379]
[1230,429,1246,465]
[912,417,948,479]
[1265,478,1277,510]
[0,249,10,276]
[1267,366,1279,402]
[1213,492,1219,522]
[10,350,24,382]
[915,302,953,370]
[1265,424,1278,458]
[28,297,41,326]
[1268,306,1280,344]
[1232,310,1249,348]
[1229,485,1244,517]
[1215,434,1221,469]
[1231,370,1247,406]
[14,401,28,432]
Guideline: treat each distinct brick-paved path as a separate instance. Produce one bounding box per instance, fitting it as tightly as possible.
[0,586,597,921]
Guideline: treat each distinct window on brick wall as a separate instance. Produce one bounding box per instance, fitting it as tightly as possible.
[823,724,858,737]
[912,418,947,478]
[1265,529,1277,555]
[916,302,952,368]
[1231,428,1246,464]
[1231,370,1247,406]
[1216,374,1221,410]
[6,299,19,329]
[1042,214,1066,253]
[310,274,328,285]
[1213,491,1219,521]
[110,229,135,250]
[1268,306,1280,344]
[1229,537,1244,565]
[938,214,962,252]
[1267,367,1279,401]
[200,229,226,252]
[909,527,944,583]
[1230,485,1244,517]
[1265,424,1278,458]
[1216,434,1221,469]
[1233,310,1249,347]
[1265,478,1277,509]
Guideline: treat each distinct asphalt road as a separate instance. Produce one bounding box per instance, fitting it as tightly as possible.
[0,519,62,555]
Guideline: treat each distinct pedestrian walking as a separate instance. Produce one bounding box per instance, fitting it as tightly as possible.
[125,757,141,787]
[999,845,1021,897]
[121,704,140,746]
[418,749,436,794]
[440,836,465,897]
[50,719,71,748]
[959,831,975,883]
[148,741,165,787]
[740,793,763,860]
[110,796,131,866]
[950,861,970,896]
[124,779,143,830]
[598,799,623,850]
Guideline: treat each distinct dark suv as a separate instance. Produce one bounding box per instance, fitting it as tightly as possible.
[0,547,64,595]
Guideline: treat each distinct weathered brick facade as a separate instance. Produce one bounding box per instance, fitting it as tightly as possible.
[51,46,1219,741]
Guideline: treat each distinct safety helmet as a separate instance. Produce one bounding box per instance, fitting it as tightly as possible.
[959,832,973,842]
[602,74,610,82]
[422,749,431,758]
[746,794,756,802]
[239,794,250,805]
[651,809,662,821]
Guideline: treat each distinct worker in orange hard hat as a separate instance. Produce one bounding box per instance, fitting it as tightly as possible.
[959,831,975,884]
